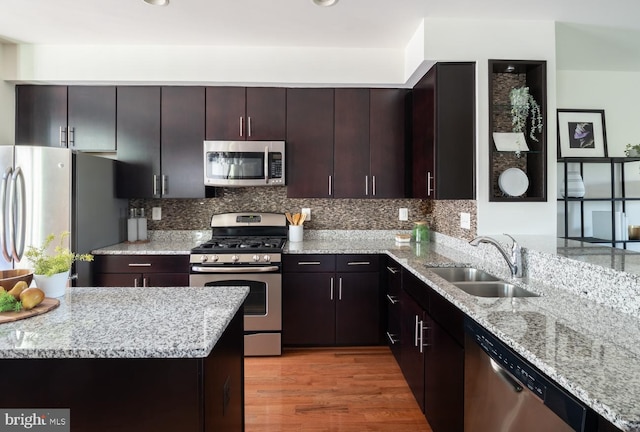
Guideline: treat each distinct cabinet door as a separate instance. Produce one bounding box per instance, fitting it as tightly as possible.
[335,272,380,345]
[161,86,206,198]
[282,272,335,346]
[245,87,286,140]
[286,88,334,198]
[67,86,116,152]
[94,273,141,287]
[434,63,475,200]
[424,316,464,432]
[370,88,407,198]
[400,292,425,412]
[145,273,190,287]
[412,70,435,199]
[205,87,246,140]
[15,85,67,147]
[116,86,161,198]
[334,88,370,198]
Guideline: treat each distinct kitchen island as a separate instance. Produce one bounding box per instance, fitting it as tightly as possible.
[0,286,248,432]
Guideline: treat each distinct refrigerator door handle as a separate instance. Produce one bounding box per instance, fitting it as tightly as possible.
[10,168,26,261]
[0,167,12,262]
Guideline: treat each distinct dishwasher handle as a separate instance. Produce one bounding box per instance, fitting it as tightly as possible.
[490,358,523,393]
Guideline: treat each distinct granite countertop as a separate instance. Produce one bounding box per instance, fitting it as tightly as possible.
[0,286,248,359]
[93,231,640,430]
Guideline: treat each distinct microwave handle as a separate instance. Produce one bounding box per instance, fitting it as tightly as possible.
[264,146,269,184]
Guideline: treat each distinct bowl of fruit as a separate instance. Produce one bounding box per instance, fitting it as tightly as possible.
[0,269,33,291]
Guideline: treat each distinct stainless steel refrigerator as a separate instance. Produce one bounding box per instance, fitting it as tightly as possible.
[0,146,127,286]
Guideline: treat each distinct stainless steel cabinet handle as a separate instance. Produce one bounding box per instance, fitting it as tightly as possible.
[59,126,67,147]
[365,175,369,196]
[386,266,399,274]
[128,263,152,267]
[298,261,321,265]
[161,175,167,196]
[372,175,376,196]
[133,278,138,288]
[386,294,398,305]
[239,116,244,137]
[330,277,334,300]
[419,320,430,353]
[347,261,370,266]
[328,175,332,196]
[386,332,399,345]
[427,171,434,196]
[153,175,158,196]
[338,277,342,300]
[68,127,75,147]
[248,116,252,137]
[264,146,269,184]
[143,277,148,287]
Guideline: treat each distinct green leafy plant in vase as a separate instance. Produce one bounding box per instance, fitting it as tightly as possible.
[25,232,93,297]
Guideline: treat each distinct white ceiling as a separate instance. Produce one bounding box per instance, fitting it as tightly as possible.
[0,0,640,49]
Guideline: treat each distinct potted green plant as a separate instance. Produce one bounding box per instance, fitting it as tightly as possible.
[25,231,93,298]
[625,144,640,157]
[509,86,543,142]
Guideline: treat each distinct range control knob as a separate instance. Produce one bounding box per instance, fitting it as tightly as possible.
[263,255,271,262]
[201,255,208,263]
[211,255,219,262]
[231,255,239,262]
[253,255,261,262]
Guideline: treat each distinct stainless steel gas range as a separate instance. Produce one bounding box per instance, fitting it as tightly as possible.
[189,212,287,356]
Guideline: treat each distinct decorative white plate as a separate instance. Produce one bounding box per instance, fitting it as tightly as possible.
[498,168,529,197]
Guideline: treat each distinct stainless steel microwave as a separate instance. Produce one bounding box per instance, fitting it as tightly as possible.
[203,140,285,187]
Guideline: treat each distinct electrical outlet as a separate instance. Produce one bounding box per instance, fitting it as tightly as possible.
[399,208,409,221]
[152,207,162,221]
[301,208,311,221]
[460,212,471,230]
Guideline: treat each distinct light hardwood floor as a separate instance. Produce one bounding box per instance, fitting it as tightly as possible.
[245,346,433,431]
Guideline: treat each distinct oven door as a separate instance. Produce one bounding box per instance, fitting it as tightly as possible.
[190,270,281,332]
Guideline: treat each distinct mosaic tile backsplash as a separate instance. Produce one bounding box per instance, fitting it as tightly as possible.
[131,187,477,239]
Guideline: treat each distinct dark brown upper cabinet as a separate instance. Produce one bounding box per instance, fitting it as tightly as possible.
[412,62,475,200]
[16,85,116,151]
[286,88,335,198]
[205,87,286,141]
[489,60,547,202]
[333,88,371,198]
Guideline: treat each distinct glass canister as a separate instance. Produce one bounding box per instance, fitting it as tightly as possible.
[412,221,430,243]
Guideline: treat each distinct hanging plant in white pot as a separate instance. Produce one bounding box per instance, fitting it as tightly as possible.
[509,86,543,142]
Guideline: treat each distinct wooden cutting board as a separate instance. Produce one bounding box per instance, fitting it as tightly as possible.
[0,298,60,324]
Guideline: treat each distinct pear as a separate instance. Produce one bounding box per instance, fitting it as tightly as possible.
[8,281,28,301]
[20,288,44,310]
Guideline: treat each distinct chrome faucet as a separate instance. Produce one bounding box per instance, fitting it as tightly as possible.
[469,234,523,278]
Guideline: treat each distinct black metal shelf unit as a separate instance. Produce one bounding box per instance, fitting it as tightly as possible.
[558,157,640,248]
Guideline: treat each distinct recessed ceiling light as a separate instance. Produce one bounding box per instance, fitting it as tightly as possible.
[144,0,169,5]
[313,0,338,6]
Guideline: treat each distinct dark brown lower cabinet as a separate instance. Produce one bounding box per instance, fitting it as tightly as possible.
[0,306,244,432]
[400,268,464,432]
[92,255,189,287]
[282,254,381,346]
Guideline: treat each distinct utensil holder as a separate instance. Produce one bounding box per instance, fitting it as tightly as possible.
[289,225,303,242]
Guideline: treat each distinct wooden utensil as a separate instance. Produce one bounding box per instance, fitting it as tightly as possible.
[292,213,301,225]
[285,212,294,225]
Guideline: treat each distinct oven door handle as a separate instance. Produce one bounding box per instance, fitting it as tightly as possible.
[191,265,280,273]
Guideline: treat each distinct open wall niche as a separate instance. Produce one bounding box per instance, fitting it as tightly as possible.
[489,60,547,202]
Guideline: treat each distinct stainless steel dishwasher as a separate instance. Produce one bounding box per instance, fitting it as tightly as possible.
[464,318,595,432]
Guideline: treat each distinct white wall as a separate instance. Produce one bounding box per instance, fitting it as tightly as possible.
[4,44,408,87]
[421,18,558,236]
[0,44,15,145]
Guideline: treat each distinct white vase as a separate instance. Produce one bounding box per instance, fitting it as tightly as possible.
[560,171,585,198]
[34,270,70,298]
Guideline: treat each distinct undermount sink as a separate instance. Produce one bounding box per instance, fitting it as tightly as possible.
[426,266,539,298]
[427,267,500,282]
[453,282,539,298]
